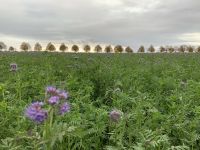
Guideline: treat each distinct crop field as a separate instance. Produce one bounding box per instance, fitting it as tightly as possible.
[1,52,200,149]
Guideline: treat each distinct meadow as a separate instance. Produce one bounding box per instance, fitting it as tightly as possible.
[1,52,200,149]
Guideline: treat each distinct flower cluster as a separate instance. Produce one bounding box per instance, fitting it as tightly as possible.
[25,102,47,123]
[10,63,18,72]
[109,109,122,122]
[25,86,70,123]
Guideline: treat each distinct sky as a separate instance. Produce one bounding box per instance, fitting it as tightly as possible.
[0,0,200,49]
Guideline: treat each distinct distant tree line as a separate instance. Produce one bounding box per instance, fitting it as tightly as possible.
[0,41,200,53]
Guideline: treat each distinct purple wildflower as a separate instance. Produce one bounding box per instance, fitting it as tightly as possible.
[48,96,60,105]
[25,102,48,123]
[57,90,68,99]
[46,86,57,95]
[59,102,70,115]
[109,110,121,122]
[10,63,17,71]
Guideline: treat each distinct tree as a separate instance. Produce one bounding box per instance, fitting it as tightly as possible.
[167,47,175,53]
[148,45,155,53]
[197,46,200,53]
[59,43,67,52]
[105,45,113,53]
[160,46,166,53]
[178,45,185,53]
[138,46,145,53]
[71,45,79,52]
[0,42,7,51]
[84,45,91,53]
[94,45,102,53]
[46,43,56,51]
[187,46,194,53]
[114,45,123,53]
[34,43,42,51]
[9,46,15,51]
[125,46,133,53]
[20,42,31,51]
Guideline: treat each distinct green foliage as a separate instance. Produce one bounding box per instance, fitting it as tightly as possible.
[1,52,200,149]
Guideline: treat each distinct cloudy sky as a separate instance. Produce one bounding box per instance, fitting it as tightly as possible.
[0,0,200,48]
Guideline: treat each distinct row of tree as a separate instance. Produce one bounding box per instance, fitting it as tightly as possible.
[0,42,133,53]
[1,42,200,53]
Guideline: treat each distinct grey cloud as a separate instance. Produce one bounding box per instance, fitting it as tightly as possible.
[0,0,200,48]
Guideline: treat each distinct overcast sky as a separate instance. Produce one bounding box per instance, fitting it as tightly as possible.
[0,0,200,48]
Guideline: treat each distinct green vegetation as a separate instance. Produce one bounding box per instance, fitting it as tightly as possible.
[1,52,200,149]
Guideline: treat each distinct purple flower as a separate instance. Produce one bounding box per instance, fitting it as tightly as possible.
[25,102,48,123]
[59,102,70,115]
[48,96,60,105]
[109,110,121,122]
[46,86,57,95]
[10,63,18,71]
[57,90,68,99]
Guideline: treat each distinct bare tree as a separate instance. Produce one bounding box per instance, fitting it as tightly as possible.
[105,45,113,53]
[138,46,145,53]
[34,43,42,51]
[94,45,102,53]
[114,45,123,53]
[125,46,133,53]
[160,46,166,53]
[84,45,91,53]
[71,45,79,52]
[46,43,56,51]
[59,43,68,52]
[148,45,155,53]
[20,42,31,51]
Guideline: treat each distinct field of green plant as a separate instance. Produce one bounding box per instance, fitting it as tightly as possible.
[1,52,200,150]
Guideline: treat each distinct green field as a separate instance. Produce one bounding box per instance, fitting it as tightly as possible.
[1,52,200,149]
